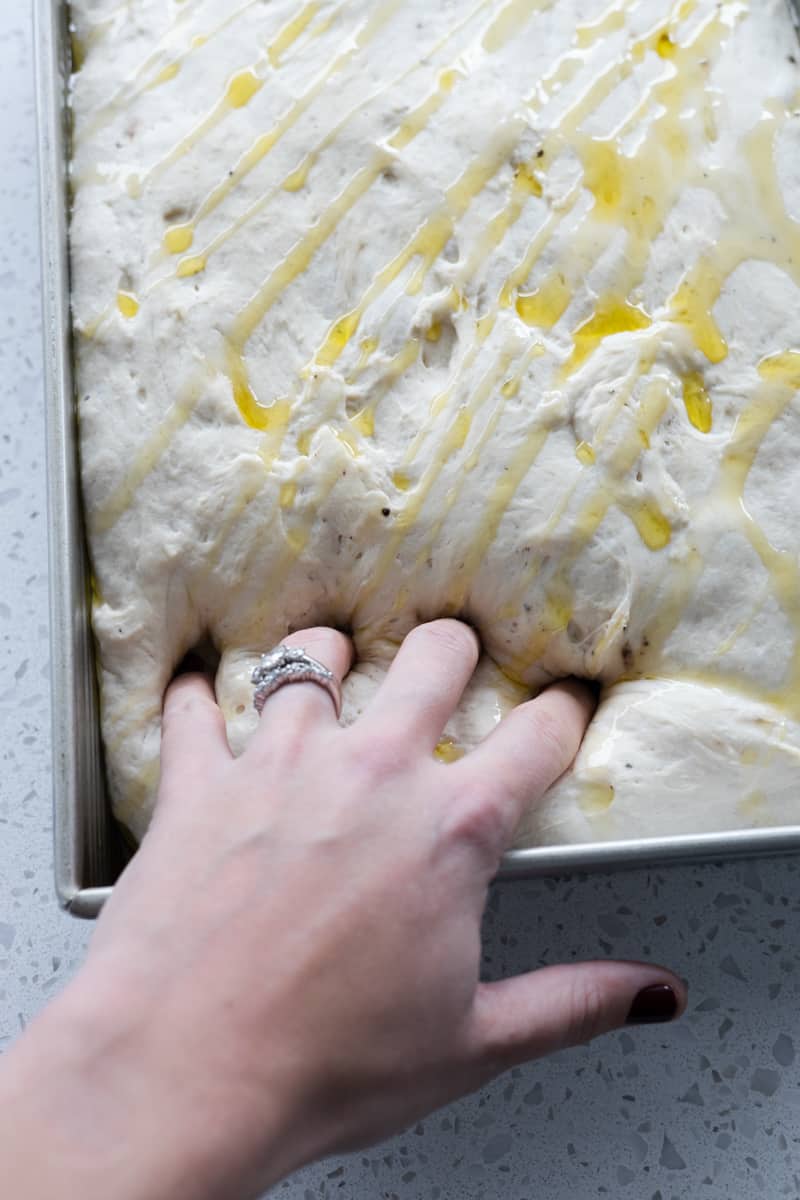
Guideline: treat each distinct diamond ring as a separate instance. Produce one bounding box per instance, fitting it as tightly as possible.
[251,645,342,718]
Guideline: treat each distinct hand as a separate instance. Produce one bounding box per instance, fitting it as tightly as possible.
[0,620,686,1200]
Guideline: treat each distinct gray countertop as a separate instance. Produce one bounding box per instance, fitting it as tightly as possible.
[2,6,800,1197]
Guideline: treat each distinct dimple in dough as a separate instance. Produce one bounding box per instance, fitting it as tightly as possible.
[69,0,800,845]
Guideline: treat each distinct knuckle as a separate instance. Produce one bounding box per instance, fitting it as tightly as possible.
[446,786,508,858]
[265,718,310,770]
[526,706,572,778]
[163,689,211,734]
[407,619,479,666]
[564,978,608,1048]
[284,626,339,660]
[345,727,411,782]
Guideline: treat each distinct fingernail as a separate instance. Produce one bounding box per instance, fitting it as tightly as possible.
[626,983,679,1025]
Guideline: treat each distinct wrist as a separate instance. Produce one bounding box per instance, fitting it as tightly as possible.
[0,966,309,1200]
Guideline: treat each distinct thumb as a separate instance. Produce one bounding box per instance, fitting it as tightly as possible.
[471,961,687,1071]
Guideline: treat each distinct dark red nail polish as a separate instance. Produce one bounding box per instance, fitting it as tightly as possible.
[626,983,679,1025]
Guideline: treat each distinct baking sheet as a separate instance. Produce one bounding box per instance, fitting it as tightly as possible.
[35,0,800,918]
[35,0,128,918]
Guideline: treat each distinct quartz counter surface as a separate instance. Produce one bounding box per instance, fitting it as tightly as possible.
[2,7,800,1198]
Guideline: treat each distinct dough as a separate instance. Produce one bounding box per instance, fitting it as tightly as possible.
[69,0,800,845]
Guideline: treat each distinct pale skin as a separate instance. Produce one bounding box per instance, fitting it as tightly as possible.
[0,620,686,1199]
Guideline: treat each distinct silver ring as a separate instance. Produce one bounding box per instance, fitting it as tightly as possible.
[251,645,342,718]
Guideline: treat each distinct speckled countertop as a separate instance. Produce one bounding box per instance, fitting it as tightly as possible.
[2,7,800,1199]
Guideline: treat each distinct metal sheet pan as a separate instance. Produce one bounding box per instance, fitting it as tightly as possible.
[35,0,128,919]
[35,0,800,919]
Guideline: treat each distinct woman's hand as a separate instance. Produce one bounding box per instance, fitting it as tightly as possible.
[0,620,686,1200]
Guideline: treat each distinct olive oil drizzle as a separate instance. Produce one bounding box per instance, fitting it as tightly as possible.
[94,368,211,534]
[298,0,667,478]
[95,0,722,524]
[222,0,552,427]
[73,0,263,149]
[90,0,506,528]
[436,4,758,653]
[94,0,690,534]
[83,0,800,725]
[80,2,479,342]
[715,357,800,715]
[352,1,725,622]
[157,0,407,258]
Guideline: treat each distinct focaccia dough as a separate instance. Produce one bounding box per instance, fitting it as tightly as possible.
[69,0,800,844]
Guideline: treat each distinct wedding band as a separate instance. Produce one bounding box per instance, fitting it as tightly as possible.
[251,645,342,718]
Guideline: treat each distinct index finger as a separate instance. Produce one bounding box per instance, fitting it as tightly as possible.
[158,671,232,806]
[450,679,596,856]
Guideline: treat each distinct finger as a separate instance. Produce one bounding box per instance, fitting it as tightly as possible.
[470,961,687,1073]
[250,627,353,744]
[159,672,232,799]
[452,679,595,854]
[361,620,480,751]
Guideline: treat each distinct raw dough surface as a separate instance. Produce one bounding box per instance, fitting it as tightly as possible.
[69,0,800,844]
